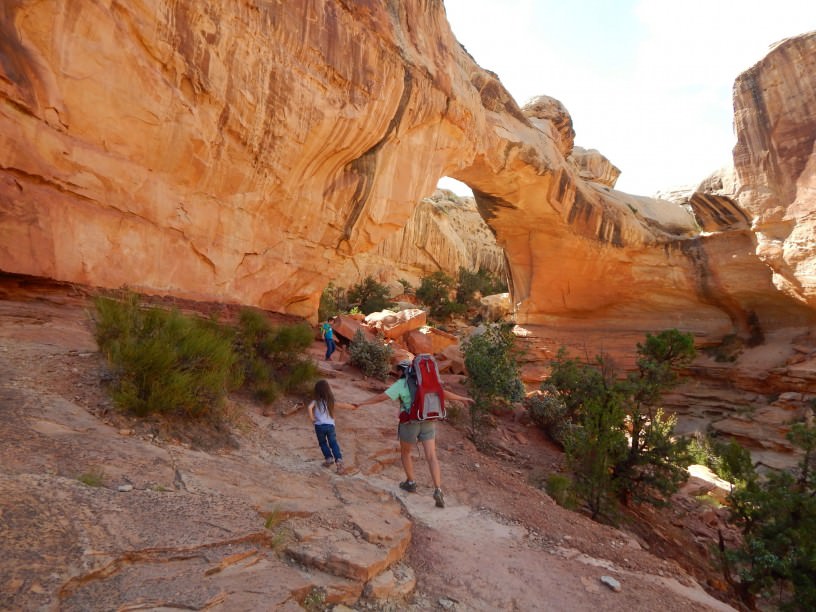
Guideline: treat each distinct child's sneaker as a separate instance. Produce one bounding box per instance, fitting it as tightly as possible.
[336,461,346,475]
[322,459,334,468]
[433,488,445,508]
[399,480,417,493]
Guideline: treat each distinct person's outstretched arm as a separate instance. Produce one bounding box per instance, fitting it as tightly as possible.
[353,392,390,409]
[443,388,474,404]
[335,401,356,410]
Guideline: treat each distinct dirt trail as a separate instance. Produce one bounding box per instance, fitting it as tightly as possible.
[0,284,737,611]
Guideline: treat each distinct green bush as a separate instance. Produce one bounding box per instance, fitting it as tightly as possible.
[616,329,696,505]
[526,387,570,447]
[561,357,628,521]
[455,267,507,307]
[318,282,348,321]
[724,422,816,610]
[77,468,106,487]
[94,293,318,422]
[546,474,578,509]
[462,324,524,436]
[93,293,237,421]
[397,278,414,295]
[416,271,465,320]
[348,330,392,380]
[233,308,317,403]
[347,276,393,315]
[688,432,717,468]
[542,330,696,519]
[688,433,753,486]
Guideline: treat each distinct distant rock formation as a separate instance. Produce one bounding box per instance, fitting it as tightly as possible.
[732,32,816,309]
[349,190,506,288]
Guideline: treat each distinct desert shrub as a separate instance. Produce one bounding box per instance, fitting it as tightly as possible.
[397,278,414,295]
[543,329,696,519]
[546,474,578,509]
[93,293,237,421]
[455,267,507,306]
[462,323,524,437]
[615,329,696,505]
[233,308,317,403]
[443,400,464,425]
[77,468,106,487]
[347,276,393,315]
[688,432,753,486]
[318,282,348,321]
[348,330,392,380]
[561,355,628,520]
[688,431,718,468]
[416,271,465,320]
[703,333,743,363]
[526,387,570,447]
[724,422,816,610]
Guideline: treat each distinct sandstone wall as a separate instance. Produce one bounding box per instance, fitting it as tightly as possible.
[732,32,816,309]
[1,0,477,317]
[349,190,506,288]
[1,2,814,343]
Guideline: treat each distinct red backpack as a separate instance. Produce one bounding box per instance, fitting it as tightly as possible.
[400,354,446,423]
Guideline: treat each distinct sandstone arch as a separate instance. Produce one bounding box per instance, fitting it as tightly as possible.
[1,2,814,345]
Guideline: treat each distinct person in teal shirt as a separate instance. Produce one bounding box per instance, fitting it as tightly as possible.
[320,316,336,360]
[353,360,473,508]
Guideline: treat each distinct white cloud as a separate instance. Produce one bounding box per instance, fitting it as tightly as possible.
[439,0,816,196]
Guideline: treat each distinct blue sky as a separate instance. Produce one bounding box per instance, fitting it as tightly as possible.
[439,0,816,196]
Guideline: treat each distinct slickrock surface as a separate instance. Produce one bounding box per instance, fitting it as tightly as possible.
[0,283,737,611]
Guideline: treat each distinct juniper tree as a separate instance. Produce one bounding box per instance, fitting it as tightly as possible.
[724,421,816,610]
[542,329,696,518]
[462,323,524,439]
[614,329,696,505]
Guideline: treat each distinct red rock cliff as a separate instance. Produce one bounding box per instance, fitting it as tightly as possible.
[1,3,814,342]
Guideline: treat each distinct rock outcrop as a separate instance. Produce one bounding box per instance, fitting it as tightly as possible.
[0,287,739,611]
[732,32,816,309]
[0,4,814,358]
[349,190,506,288]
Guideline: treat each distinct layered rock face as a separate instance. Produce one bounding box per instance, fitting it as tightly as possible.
[349,190,506,288]
[732,32,816,309]
[0,2,814,349]
[1,1,480,317]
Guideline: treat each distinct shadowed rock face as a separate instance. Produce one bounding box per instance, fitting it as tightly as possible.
[349,190,507,289]
[0,3,814,342]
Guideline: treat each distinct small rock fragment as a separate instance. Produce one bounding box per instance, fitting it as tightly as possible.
[600,575,621,592]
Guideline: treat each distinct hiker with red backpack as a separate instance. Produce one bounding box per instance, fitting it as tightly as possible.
[353,355,473,508]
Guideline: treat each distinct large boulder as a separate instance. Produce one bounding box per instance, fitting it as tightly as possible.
[479,293,513,322]
[332,315,376,343]
[404,326,458,355]
[364,309,427,340]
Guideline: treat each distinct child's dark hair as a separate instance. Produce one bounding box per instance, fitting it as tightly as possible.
[314,379,335,417]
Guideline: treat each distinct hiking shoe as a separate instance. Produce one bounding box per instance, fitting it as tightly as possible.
[399,480,417,493]
[322,459,334,468]
[336,461,346,475]
[433,488,445,508]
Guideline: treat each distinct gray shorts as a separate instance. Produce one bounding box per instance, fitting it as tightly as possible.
[398,420,436,443]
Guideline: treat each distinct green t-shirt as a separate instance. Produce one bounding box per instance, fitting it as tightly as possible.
[385,377,412,414]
